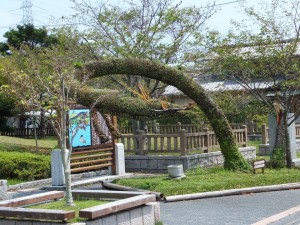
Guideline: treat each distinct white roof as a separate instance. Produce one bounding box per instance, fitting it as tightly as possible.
[162,77,273,96]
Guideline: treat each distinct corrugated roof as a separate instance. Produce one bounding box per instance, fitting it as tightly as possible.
[162,76,273,96]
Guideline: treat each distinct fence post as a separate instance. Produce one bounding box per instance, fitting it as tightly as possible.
[179,129,187,156]
[115,143,125,175]
[242,125,248,147]
[249,121,254,134]
[204,128,210,153]
[177,122,182,133]
[137,130,146,155]
[261,123,268,144]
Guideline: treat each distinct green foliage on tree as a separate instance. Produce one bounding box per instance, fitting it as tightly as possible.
[69,0,216,102]
[1,35,85,206]
[1,24,58,50]
[81,58,251,171]
[205,0,300,168]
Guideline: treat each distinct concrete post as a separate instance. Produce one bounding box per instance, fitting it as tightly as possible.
[115,143,126,175]
[242,125,248,147]
[179,129,187,156]
[137,130,146,155]
[268,113,296,159]
[261,123,268,145]
[0,180,7,200]
[177,122,182,133]
[51,149,66,186]
[204,128,210,153]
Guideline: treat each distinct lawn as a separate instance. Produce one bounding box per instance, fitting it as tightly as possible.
[115,167,300,196]
[28,198,109,223]
[0,135,57,154]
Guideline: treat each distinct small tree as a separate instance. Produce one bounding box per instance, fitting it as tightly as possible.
[1,41,86,205]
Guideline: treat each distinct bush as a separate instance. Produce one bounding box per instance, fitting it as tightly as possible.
[0,151,50,181]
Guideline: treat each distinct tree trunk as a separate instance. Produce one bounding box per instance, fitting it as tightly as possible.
[284,113,292,168]
[84,58,251,171]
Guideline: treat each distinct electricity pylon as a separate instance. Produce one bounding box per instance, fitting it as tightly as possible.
[20,0,34,24]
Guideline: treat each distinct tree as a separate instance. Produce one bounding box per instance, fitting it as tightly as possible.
[206,0,300,168]
[1,24,58,51]
[80,58,251,171]
[1,39,86,205]
[69,0,217,131]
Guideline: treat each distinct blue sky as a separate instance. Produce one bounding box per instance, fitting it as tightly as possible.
[0,0,266,42]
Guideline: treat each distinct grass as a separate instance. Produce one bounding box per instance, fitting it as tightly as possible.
[0,135,57,154]
[114,167,300,196]
[28,198,109,222]
[7,179,24,185]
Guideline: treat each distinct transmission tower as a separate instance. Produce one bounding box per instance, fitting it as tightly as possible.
[20,0,34,24]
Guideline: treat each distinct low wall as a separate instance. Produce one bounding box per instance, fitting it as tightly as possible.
[259,140,300,156]
[0,202,160,225]
[125,147,256,173]
[0,180,7,200]
[7,170,109,192]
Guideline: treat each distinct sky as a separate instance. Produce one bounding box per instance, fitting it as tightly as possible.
[0,0,268,42]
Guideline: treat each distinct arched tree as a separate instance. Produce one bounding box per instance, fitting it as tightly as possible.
[81,58,251,171]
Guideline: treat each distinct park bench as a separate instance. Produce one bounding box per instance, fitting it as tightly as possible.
[252,159,266,174]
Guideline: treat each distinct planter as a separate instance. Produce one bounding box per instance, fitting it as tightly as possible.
[168,165,184,178]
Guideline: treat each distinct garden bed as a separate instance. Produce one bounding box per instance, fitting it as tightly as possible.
[0,189,159,225]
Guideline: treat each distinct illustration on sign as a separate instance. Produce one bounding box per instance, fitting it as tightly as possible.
[69,109,92,147]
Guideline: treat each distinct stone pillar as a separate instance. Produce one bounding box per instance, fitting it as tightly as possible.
[115,143,125,175]
[0,180,7,200]
[51,149,66,186]
[268,113,296,159]
[179,129,187,156]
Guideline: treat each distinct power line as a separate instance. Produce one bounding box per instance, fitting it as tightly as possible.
[215,0,244,7]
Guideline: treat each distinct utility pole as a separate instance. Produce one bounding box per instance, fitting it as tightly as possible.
[20,0,34,24]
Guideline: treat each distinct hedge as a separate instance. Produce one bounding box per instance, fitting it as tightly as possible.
[0,151,51,181]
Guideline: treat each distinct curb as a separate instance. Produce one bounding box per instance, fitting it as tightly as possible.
[164,182,300,202]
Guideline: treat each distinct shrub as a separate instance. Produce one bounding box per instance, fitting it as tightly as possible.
[0,151,50,181]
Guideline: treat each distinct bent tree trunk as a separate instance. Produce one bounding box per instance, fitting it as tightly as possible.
[83,58,250,171]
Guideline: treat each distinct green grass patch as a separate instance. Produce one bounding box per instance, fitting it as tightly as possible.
[114,167,300,196]
[7,179,24,185]
[0,136,57,154]
[28,198,109,222]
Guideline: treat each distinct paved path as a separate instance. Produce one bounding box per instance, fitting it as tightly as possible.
[160,189,300,225]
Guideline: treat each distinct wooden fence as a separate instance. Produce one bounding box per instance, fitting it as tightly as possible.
[260,123,300,144]
[120,126,247,156]
[70,143,115,174]
[120,121,259,135]
[0,128,56,138]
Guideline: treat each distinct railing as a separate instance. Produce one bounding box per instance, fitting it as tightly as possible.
[120,126,247,156]
[0,128,56,138]
[261,123,300,144]
[71,143,115,174]
[120,121,259,135]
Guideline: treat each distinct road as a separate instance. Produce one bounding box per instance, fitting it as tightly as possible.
[160,189,300,225]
